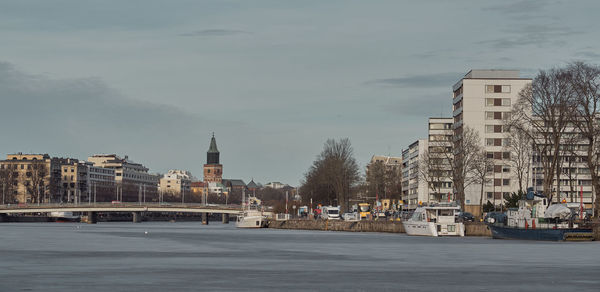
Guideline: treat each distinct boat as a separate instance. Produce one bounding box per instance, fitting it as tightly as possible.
[487,188,594,241]
[49,211,81,223]
[236,192,267,228]
[402,203,465,237]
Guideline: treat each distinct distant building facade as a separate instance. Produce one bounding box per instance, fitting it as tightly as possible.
[427,117,454,202]
[401,140,429,210]
[0,153,63,203]
[159,170,192,197]
[88,154,159,202]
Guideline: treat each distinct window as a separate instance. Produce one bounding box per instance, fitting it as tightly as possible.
[485,125,494,133]
[502,152,511,159]
[494,165,502,173]
[486,152,494,159]
[487,192,493,199]
[486,99,495,107]
[485,112,495,120]
[502,98,511,106]
[503,179,510,186]
[486,85,511,93]
[494,179,501,186]
[494,112,502,120]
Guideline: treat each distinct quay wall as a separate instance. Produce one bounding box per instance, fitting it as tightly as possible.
[269,219,492,236]
[268,219,405,233]
[464,222,492,236]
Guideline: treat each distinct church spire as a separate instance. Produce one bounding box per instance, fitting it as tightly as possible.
[207,133,220,164]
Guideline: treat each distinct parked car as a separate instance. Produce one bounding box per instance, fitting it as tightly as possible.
[457,212,475,222]
[485,212,507,224]
[342,212,359,221]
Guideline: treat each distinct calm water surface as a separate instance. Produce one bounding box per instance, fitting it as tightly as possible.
[0,222,599,291]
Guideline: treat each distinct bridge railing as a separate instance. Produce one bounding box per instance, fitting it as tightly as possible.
[0,202,242,210]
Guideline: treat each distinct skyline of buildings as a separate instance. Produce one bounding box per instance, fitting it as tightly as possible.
[0,135,293,204]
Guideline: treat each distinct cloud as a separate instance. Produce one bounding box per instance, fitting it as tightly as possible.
[383,92,452,117]
[475,24,581,50]
[365,72,463,88]
[574,50,600,59]
[0,61,227,174]
[483,0,549,17]
[179,29,250,37]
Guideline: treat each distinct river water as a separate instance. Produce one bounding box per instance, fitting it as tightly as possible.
[0,222,599,291]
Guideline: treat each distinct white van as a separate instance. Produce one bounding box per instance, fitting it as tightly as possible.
[321,206,341,220]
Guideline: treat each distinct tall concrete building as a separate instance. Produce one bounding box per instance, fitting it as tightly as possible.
[88,154,159,202]
[452,70,531,214]
[427,117,454,202]
[401,139,429,210]
[204,134,223,183]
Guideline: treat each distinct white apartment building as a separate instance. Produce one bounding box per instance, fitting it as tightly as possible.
[401,139,429,210]
[532,123,596,208]
[88,154,159,202]
[428,117,454,202]
[452,70,532,214]
[159,170,192,197]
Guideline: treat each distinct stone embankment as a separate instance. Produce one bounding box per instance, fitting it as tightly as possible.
[268,219,493,236]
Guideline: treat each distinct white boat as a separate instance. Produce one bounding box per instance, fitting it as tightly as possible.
[236,192,267,228]
[49,211,81,222]
[236,209,267,228]
[402,204,464,237]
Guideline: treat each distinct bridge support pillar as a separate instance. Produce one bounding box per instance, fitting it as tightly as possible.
[132,212,142,223]
[0,213,6,223]
[222,213,229,224]
[87,211,97,224]
[202,212,209,225]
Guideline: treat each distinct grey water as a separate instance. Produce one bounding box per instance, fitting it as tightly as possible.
[0,222,599,291]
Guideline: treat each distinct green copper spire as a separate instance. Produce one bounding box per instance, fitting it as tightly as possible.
[207,133,220,164]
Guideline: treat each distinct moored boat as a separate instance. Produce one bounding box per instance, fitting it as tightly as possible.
[402,203,464,237]
[49,211,81,223]
[236,192,267,228]
[487,188,593,241]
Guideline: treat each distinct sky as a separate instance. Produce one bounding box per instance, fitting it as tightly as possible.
[1,0,599,186]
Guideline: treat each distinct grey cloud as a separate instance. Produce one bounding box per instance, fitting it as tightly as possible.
[383,93,452,117]
[574,51,600,59]
[0,61,236,174]
[179,29,250,37]
[476,24,581,50]
[483,0,548,16]
[365,72,463,88]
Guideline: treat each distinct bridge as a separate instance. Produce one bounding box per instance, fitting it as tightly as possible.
[0,203,243,224]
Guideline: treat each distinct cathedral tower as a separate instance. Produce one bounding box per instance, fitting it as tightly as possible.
[203,133,223,183]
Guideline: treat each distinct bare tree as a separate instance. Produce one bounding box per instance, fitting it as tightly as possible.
[447,125,481,210]
[418,148,450,203]
[512,67,576,205]
[503,122,533,194]
[366,160,386,199]
[472,150,494,219]
[27,160,48,204]
[384,163,403,200]
[568,62,600,216]
[0,166,18,204]
[301,138,360,211]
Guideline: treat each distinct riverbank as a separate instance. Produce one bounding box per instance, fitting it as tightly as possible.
[267,219,492,236]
